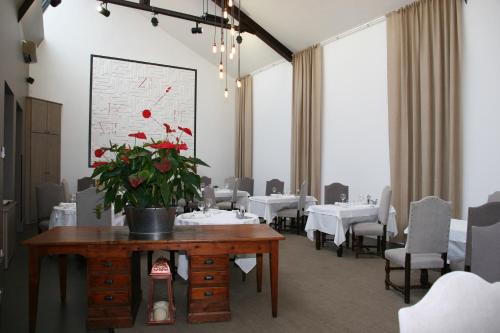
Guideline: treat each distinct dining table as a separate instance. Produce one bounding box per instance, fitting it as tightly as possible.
[49,202,126,229]
[174,209,260,280]
[304,203,398,256]
[248,195,318,223]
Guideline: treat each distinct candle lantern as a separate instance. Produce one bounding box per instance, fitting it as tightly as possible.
[147,257,175,324]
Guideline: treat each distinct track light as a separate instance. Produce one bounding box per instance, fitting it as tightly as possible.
[97,2,110,17]
[191,22,203,34]
[151,14,159,27]
[50,0,61,7]
[236,35,242,44]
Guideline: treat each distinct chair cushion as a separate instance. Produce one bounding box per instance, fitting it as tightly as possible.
[217,201,233,210]
[352,222,384,236]
[385,248,444,269]
[39,219,50,231]
[276,208,299,218]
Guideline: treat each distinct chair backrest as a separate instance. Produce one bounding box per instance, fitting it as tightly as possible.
[239,177,254,196]
[298,181,308,212]
[378,186,392,225]
[265,179,284,195]
[406,196,451,254]
[466,202,500,266]
[77,177,95,192]
[231,179,240,202]
[488,191,500,203]
[35,182,65,221]
[224,177,236,189]
[61,178,70,202]
[324,182,349,204]
[398,272,500,333]
[200,176,212,187]
[203,186,216,207]
[76,187,112,227]
[471,222,500,283]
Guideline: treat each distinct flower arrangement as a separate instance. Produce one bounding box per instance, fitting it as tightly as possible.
[91,109,208,213]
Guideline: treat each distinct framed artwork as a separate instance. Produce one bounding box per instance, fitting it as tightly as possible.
[88,54,197,166]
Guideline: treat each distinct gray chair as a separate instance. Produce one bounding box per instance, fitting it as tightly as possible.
[465,202,500,270]
[471,222,500,283]
[352,186,392,258]
[202,186,217,209]
[385,196,451,304]
[488,191,500,203]
[324,182,349,204]
[77,177,95,192]
[200,176,212,188]
[276,181,307,235]
[239,177,254,196]
[35,182,66,233]
[265,179,284,196]
[76,187,112,226]
[61,178,71,202]
[224,177,236,189]
[218,179,240,211]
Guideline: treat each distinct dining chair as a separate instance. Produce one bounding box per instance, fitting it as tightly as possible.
[200,176,212,187]
[61,178,71,202]
[265,179,284,196]
[324,182,349,204]
[465,201,500,271]
[77,177,95,192]
[487,191,500,202]
[35,182,66,233]
[239,177,254,196]
[76,187,112,226]
[471,222,500,283]
[202,186,217,209]
[224,177,236,189]
[218,179,240,210]
[352,186,392,258]
[276,181,308,235]
[385,196,451,304]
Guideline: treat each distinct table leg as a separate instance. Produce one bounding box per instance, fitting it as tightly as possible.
[147,251,153,274]
[336,244,343,257]
[315,230,321,250]
[58,255,67,303]
[29,248,41,333]
[257,253,263,293]
[270,241,279,317]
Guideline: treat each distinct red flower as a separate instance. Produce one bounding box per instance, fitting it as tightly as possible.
[120,155,130,164]
[142,109,152,118]
[91,161,109,168]
[177,142,188,151]
[94,148,105,158]
[128,132,147,140]
[163,123,176,133]
[178,126,192,136]
[150,141,177,149]
[128,175,144,188]
[154,158,171,173]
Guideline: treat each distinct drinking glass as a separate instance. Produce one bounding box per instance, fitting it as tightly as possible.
[198,201,205,213]
[340,193,346,203]
[272,187,277,194]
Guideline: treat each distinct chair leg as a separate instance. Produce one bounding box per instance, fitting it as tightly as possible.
[381,233,387,259]
[336,244,343,257]
[384,259,390,290]
[376,236,381,255]
[420,269,429,287]
[356,236,363,259]
[404,253,411,304]
[441,253,448,275]
[345,230,350,248]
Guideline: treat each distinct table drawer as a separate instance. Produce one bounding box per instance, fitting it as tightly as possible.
[89,290,129,306]
[189,300,229,314]
[88,258,130,273]
[88,305,131,318]
[190,255,228,271]
[88,274,129,290]
[190,270,228,286]
[190,287,228,302]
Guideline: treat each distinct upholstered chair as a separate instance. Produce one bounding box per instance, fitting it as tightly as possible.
[218,179,240,210]
[35,182,66,232]
[471,222,500,283]
[239,177,254,196]
[200,176,212,187]
[224,177,236,189]
[324,182,349,204]
[276,181,308,234]
[487,191,500,203]
[265,179,284,196]
[77,177,95,192]
[76,187,112,226]
[202,186,217,209]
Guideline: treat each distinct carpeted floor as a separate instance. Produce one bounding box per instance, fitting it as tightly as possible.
[1,230,440,333]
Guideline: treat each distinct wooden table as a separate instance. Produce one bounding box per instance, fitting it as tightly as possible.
[23,225,285,333]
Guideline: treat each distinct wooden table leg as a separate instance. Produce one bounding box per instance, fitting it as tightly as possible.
[270,241,279,317]
[58,255,67,303]
[315,230,321,250]
[147,251,153,274]
[256,253,263,292]
[29,248,41,333]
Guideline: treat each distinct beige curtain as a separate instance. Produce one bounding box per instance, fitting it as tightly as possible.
[291,45,322,200]
[235,75,253,178]
[387,0,462,238]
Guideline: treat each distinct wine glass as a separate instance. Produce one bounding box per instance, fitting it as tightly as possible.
[272,187,277,194]
[340,193,346,203]
[198,201,205,213]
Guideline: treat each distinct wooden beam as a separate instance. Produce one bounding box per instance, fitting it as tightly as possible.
[18,0,35,22]
[212,0,293,62]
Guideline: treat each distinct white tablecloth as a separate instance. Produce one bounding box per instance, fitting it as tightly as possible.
[248,195,317,223]
[175,209,259,280]
[49,202,126,229]
[304,204,398,246]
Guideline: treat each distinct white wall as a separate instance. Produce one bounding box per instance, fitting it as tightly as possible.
[252,62,293,196]
[29,0,235,193]
[461,0,500,216]
[322,22,390,202]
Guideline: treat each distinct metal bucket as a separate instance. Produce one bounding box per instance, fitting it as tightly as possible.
[125,206,176,239]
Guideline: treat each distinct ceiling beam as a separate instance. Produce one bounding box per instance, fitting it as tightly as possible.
[18,0,35,21]
[212,0,293,62]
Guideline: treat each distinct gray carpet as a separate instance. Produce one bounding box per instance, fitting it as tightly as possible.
[1,230,440,333]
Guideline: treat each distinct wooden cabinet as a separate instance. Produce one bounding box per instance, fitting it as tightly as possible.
[0,202,16,269]
[24,97,62,223]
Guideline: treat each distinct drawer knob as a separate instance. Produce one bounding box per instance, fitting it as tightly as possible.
[204,259,214,265]
[204,291,214,297]
[103,261,113,267]
[104,279,114,285]
[104,295,114,301]
[204,275,214,281]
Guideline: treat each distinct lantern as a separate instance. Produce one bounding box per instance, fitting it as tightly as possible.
[147,257,175,324]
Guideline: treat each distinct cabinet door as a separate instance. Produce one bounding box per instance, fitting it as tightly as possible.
[30,99,48,133]
[30,133,48,221]
[47,103,61,135]
[46,134,61,183]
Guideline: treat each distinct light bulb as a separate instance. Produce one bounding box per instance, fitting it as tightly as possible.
[228,0,233,7]
[229,52,234,60]
[212,43,217,54]
[231,45,236,54]
[220,43,225,53]
[236,79,242,88]
[224,88,229,98]
[223,9,228,19]
[219,61,224,70]
[230,26,235,36]
[219,70,224,79]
